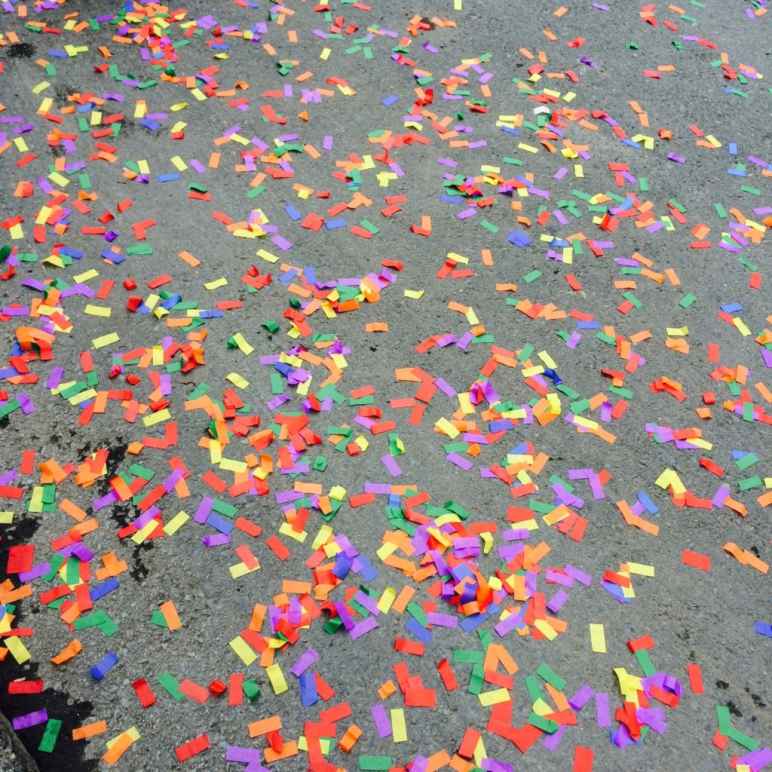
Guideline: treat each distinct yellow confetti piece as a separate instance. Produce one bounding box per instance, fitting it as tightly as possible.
[257,248,279,263]
[614,667,642,699]
[311,524,333,551]
[478,688,510,707]
[279,522,307,543]
[28,487,44,513]
[533,618,558,640]
[298,736,332,753]
[105,726,140,749]
[229,636,257,666]
[377,587,397,614]
[226,372,250,389]
[69,389,96,406]
[219,457,247,473]
[390,708,407,742]
[6,636,31,664]
[590,623,607,653]
[266,663,288,694]
[434,417,460,438]
[163,511,189,535]
[733,317,751,336]
[231,333,254,355]
[131,519,157,544]
[73,269,99,283]
[92,332,119,349]
[625,562,655,577]
[84,304,112,318]
[142,408,170,427]
[0,511,14,525]
[229,561,260,579]
[48,171,69,187]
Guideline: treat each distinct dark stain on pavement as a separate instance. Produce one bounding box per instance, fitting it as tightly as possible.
[5,42,35,59]
[0,507,96,771]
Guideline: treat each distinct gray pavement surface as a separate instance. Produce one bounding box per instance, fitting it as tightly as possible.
[0,0,770,771]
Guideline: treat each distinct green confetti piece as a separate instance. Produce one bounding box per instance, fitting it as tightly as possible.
[129,464,155,480]
[444,500,470,520]
[126,244,153,256]
[326,426,352,438]
[735,453,758,470]
[453,649,483,665]
[525,674,545,702]
[467,664,484,695]
[406,602,428,626]
[522,270,542,284]
[158,672,184,700]
[622,292,642,309]
[529,713,559,734]
[529,500,554,515]
[100,618,119,637]
[212,499,237,517]
[323,617,344,634]
[536,663,566,690]
[738,476,762,491]
[571,399,590,414]
[596,332,616,346]
[635,649,656,677]
[477,629,493,650]
[726,726,761,751]
[716,704,731,734]
[679,293,696,308]
[38,719,62,753]
[65,558,80,585]
[243,680,261,701]
[74,610,109,630]
[359,757,394,770]
[43,555,66,582]
[151,609,169,628]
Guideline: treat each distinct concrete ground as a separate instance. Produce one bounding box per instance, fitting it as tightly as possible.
[0,0,769,771]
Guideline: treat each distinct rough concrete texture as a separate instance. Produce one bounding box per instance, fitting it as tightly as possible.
[0,0,769,771]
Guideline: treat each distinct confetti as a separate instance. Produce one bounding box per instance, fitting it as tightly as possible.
[0,1,768,770]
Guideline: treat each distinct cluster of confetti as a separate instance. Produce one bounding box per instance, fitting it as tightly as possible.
[0,0,769,770]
